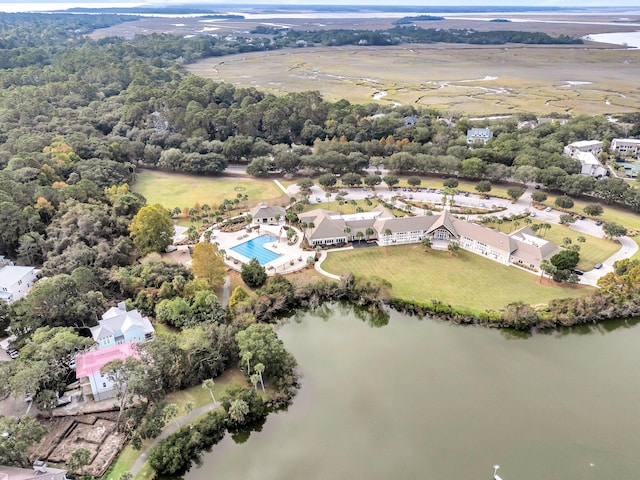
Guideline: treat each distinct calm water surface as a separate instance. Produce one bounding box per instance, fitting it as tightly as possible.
[187,305,640,480]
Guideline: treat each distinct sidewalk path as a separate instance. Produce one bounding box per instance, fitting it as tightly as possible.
[128,401,221,478]
[273,179,289,194]
[314,248,352,280]
[221,275,231,308]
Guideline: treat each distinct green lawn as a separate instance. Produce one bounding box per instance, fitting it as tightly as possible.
[132,169,287,212]
[490,219,620,271]
[102,368,247,480]
[536,195,640,261]
[387,176,513,199]
[322,245,593,312]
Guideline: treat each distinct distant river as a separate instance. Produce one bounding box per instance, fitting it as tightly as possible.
[186,304,640,480]
[585,31,640,48]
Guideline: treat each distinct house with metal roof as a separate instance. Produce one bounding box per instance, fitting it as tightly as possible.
[75,342,139,401]
[0,265,39,303]
[466,127,493,144]
[90,302,154,349]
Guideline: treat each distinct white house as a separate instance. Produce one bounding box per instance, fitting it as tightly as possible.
[75,342,139,401]
[90,302,154,348]
[0,265,39,303]
[563,140,607,177]
[466,127,493,144]
[611,138,640,156]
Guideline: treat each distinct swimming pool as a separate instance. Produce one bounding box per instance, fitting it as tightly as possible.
[230,235,281,265]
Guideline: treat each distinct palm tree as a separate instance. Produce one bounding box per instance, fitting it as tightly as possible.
[254,363,266,392]
[562,237,572,247]
[539,259,556,283]
[184,401,194,414]
[228,398,250,423]
[577,235,586,244]
[365,227,375,241]
[421,237,432,251]
[344,226,351,242]
[355,231,364,243]
[250,374,260,392]
[164,403,180,427]
[242,351,253,376]
[202,378,216,403]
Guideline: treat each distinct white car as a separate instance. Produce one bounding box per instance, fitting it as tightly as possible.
[545,207,552,212]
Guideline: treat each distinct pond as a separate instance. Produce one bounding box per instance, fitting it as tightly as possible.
[186,304,640,480]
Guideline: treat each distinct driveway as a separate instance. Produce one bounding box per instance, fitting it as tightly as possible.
[580,235,638,286]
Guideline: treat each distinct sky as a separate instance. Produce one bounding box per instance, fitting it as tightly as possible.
[1,0,640,6]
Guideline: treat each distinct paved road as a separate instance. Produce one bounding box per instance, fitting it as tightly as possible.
[580,235,638,286]
[128,401,222,478]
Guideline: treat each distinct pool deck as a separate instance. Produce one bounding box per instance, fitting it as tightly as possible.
[209,222,314,275]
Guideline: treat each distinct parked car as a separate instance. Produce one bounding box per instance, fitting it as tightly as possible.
[315,197,321,202]
[530,212,536,217]
[464,192,470,197]
[571,269,584,276]
[534,185,541,189]
[595,220,603,226]
[6,348,19,359]
[594,263,603,269]
[408,194,414,199]
[545,207,552,212]
[578,215,585,220]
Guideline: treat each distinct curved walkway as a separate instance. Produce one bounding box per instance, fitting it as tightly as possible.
[314,250,343,280]
[129,401,221,478]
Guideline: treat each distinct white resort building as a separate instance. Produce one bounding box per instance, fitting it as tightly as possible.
[563,140,607,177]
[611,138,640,157]
[299,207,559,271]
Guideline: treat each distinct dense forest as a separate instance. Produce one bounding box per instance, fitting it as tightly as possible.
[251,25,582,46]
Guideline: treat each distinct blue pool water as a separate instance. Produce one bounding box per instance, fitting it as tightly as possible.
[230,235,281,265]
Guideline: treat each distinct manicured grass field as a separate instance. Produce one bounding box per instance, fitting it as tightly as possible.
[491,219,620,270]
[322,245,592,312]
[535,223,619,270]
[538,194,640,260]
[391,177,514,200]
[132,169,287,211]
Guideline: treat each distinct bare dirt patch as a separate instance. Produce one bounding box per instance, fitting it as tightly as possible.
[28,412,126,478]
